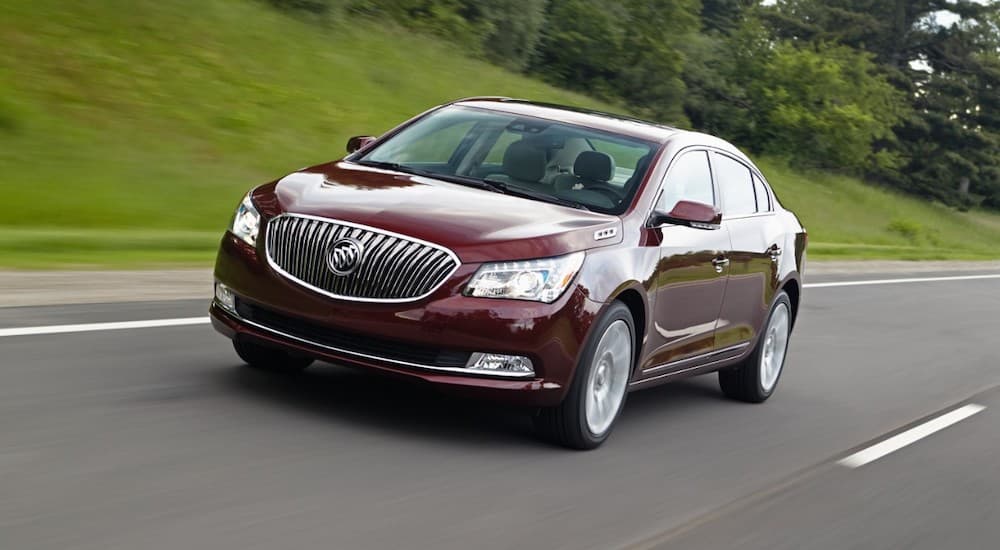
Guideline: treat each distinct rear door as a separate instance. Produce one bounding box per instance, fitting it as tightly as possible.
[643,150,731,373]
[711,152,782,352]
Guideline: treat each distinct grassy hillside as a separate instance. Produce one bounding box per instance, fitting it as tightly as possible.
[760,160,1000,260]
[1,0,999,268]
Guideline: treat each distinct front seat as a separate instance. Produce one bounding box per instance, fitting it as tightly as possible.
[553,150,617,192]
[489,140,547,187]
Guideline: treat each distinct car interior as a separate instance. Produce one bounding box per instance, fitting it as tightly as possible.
[474,131,652,210]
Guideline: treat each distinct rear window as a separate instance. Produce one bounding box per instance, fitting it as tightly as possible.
[711,153,756,217]
[753,173,771,212]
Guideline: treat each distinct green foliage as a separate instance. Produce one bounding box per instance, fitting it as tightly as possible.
[762,0,1000,208]
[463,0,548,70]
[339,0,547,69]
[886,218,923,243]
[752,42,906,171]
[532,0,628,99]
[533,0,699,124]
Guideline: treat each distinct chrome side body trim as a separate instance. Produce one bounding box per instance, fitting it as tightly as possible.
[639,342,751,377]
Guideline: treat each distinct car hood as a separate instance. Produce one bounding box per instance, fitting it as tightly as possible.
[262,161,622,263]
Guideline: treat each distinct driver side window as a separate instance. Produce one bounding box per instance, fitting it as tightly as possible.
[657,151,714,212]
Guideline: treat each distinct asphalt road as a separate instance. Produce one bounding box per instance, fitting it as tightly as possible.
[1,272,999,549]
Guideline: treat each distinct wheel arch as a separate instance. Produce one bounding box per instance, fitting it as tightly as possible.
[779,275,801,328]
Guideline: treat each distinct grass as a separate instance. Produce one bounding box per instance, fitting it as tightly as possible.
[760,160,1000,260]
[1,0,999,268]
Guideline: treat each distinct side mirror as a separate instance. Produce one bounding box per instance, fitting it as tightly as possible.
[649,200,722,230]
[346,135,376,154]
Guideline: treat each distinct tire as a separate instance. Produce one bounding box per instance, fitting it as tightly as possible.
[233,338,314,373]
[535,301,635,450]
[719,290,793,403]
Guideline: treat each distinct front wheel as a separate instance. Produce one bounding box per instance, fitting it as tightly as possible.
[719,291,793,403]
[535,302,635,450]
[233,338,314,373]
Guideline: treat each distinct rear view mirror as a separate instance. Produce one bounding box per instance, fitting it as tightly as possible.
[649,200,722,230]
[346,135,376,154]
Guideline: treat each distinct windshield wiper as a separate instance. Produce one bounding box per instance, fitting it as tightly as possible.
[353,160,406,171]
[353,160,505,194]
[352,161,588,210]
[484,179,591,211]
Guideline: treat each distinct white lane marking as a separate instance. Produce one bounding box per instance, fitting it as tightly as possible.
[0,273,997,337]
[0,317,210,338]
[804,274,1000,289]
[838,404,986,468]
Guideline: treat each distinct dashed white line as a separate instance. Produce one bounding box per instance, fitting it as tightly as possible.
[838,404,987,468]
[803,273,1000,289]
[0,317,210,338]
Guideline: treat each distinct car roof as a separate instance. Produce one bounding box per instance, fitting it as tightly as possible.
[451,98,683,144]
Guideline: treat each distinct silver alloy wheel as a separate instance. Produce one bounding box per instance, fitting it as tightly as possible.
[584,319,632,436]
[760,302,791,392]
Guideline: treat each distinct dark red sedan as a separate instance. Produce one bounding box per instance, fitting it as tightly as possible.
[211,98,806,449]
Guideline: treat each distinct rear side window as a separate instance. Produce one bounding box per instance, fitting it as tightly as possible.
[658,151,714,212]
[712,153,756,217]
[753,173,771,212]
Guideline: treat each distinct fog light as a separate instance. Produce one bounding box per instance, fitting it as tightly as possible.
[214,282,236,312]
[465,353,534,375]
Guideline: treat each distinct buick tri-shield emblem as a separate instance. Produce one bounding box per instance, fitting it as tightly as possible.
[326,238,364,276]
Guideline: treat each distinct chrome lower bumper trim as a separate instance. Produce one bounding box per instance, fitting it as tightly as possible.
[217,301,535,379]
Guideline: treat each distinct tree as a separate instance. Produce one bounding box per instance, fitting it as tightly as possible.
[681,4,767,140]
[534,0,701,124]
[532,0,629,100]
[463,1,548,71]
[762,0,1000,206]
[752,42,907,171]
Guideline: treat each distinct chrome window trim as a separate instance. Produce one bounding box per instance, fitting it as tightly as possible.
[264,213,462,304]
[645,145,778,224]
[221,304,534,379]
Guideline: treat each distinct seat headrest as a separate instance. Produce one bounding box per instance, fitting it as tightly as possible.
[626,153,653,186]
[502,141,547,183]
[574,151,615,182]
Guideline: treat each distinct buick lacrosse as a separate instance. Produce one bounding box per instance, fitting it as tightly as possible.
[211,98,807,449]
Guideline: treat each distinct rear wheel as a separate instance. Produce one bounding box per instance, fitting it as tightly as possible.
[233,338,314,373]
[535,302,635,450]
[719,291,792,403]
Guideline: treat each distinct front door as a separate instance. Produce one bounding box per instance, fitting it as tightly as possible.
[643,150,730,373]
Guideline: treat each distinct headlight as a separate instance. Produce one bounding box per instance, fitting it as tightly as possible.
[464,252,585,303]
[229,192,260,246]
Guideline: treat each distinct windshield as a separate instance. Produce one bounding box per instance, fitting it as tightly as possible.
[354,106,658,214]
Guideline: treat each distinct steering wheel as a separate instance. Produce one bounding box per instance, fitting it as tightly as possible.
[581,184,622,203]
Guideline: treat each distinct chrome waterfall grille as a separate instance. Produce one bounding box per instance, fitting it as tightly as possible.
[265,214,460,302]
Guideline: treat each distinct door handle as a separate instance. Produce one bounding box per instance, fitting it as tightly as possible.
[711,257,730,273]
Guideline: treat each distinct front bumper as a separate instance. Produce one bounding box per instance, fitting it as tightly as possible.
[211,233,603,407]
